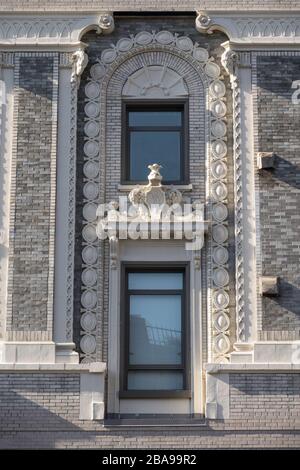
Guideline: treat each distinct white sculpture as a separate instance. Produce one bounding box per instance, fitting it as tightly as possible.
[71,49,88,87]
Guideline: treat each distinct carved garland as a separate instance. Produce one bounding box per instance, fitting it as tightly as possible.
[81,30,231,363]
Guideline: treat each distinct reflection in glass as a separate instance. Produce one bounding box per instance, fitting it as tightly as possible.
[129,295,182,365]
[128,111,182,127]
[130,131,181,181]
[128,371,183,390]
[128,272,183,290]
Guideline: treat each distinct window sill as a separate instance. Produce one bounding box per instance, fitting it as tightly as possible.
[118,183,193,192]
[119,390,191,399]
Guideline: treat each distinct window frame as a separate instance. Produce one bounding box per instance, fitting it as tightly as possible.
[119,262,191,399]
[121,99,189,185]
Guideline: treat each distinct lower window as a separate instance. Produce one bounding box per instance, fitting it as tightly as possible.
[120,264,190,397]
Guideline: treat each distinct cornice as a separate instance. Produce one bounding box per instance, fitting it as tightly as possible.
[196,12,300,46]
[1,12,300,47]
[0,12,114,48]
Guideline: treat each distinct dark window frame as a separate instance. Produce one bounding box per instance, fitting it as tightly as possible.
[119,262,191,399]
[121,99,189,185]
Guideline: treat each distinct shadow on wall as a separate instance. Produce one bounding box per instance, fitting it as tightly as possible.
[263,281,300,320]
[266,156,300,191]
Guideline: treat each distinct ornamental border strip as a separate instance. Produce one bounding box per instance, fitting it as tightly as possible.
[81,30,231,363]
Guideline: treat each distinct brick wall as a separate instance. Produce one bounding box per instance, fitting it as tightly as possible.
[0,373,80,431]
[0,1,299,12]
[255,55,300,333]
[5,54,58,340]
[0,372,300,448]
[230,373,300,423]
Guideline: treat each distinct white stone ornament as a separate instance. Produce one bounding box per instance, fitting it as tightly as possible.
[209,80,226,98]
[116,37,134,52]
[81,268,97,287]
[80,312,97,332]
[80,334,97,354]
[214,333,231,354]
[155,31,174,45]
[85,81,100,99]
[212,181,228,201]
[82,246,98,265]
[83,181,99,200]
[84,121,100,138]
[211,120,227,138]
[81,290,97,309]
[212,224,229,244]
[211,100,227,118]
[82,224,97,243]
[90,63,106,80]
[212,203,228,222]
[122,65,188,98]
[193,47,209,62]
[135,31,153,45]
[83,202,97,222]
[98,13,115,34]
[83,161,99,179]
[212,140,227,159]
[84,141,99,158]
[213,267,230,288]
[213,290,230,309]
[101,48,117,64]
[176,36,193,51]
[205,62,221,79]
[213,246,229,265]
[84,101,100,118]
[214,311,230,333]
[71,49,88,87]
[211,160,227,179]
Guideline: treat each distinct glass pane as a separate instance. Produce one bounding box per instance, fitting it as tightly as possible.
[128,110,182,127]
[128,272,183,290]
[128,371,183,390]
[129,295,182,365]
[130,131,181,181]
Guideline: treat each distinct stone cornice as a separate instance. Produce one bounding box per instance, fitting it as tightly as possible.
[0,12,114,48]
[196,12,300,45]
[0,12,300,48]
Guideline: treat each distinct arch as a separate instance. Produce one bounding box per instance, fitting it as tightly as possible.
[80,30,232,366]
[122,65,188,98]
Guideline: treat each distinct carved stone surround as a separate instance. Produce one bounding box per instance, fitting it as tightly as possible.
[82,30,231,363]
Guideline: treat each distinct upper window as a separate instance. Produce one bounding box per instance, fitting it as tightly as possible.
[122,101,188,184]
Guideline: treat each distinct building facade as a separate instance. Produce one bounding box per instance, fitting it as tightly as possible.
[0,1,300,448]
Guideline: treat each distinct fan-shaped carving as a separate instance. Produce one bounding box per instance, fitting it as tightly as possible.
[122,65,188,98]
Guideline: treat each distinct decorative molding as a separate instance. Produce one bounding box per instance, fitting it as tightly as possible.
[0,13,299,48]
[195,13,300,45]
[82,30,231,363]
[0,13,114,47]
[221,45,245,348]
[65,77,78,342]
[122,65,188,98]
[71,49,88,87]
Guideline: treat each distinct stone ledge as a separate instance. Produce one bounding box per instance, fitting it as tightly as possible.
[0,362,106,373]
[206,363,300,374]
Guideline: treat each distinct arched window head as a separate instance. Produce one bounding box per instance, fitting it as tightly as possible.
[122,65,188,98]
